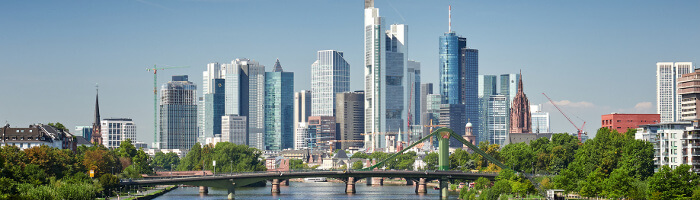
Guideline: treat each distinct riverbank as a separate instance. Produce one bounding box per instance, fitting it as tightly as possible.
[109,185,178,200]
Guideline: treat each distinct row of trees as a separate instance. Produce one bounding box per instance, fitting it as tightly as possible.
[177,142,266,172]
[0,139,152,199]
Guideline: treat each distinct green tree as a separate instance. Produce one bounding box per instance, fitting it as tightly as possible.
[48,122,68,131]
[500,143,534,173]
[98,174,119,196]
[602,167,633,199]
[152,151,180,170]
[491,179,512,195]
[450,148,472,171]
[351,161,364,170]
[289,159,308,170]
[423,152,439,170]
[178,143,202,171]
[210,142,266,172]
[648,164,699,199]
[475,177,490,190]
[350,152,369,159]
[117,139,137,159]
[460,188,478,200]
[579,168,606,198]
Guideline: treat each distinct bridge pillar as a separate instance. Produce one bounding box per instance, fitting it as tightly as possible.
[345,177,356,194]
[281,179,289,186]
[415,178,427,194]
[199,186,208,195]
[271,179,281,194]
[227,182,236,200]
[368,177,383,186]
[404,178,413,185]
[440,178,449,199]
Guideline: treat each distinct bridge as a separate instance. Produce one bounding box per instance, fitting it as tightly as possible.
[122,128,512,199]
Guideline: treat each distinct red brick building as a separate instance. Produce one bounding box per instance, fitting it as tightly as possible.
[601,113,660,133]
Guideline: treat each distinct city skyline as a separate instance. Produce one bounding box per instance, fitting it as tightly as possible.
[1,1,698,144]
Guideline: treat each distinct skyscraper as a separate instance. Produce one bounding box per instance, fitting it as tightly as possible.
[264,60,294,150]
[509,72,531,133]
[364,0,407,152]
[420,83,434,137]
[486,95,508,146]
[407,60,421,126]
[159,75,197,150]
[224,58,266,150]
[221,114,247,145]
[500,74,520,103]
[657,62,694,122]
[336,91,365,150]
[311,50,350,117]
[204,79,225,139]
[294,90,312,138]
[478,75,497,144]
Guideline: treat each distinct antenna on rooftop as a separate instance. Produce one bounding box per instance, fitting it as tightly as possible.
[449,5,452,32]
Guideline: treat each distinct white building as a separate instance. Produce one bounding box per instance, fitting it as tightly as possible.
[221,114,247,145]
[101,118,136,149]
[1,124,73,150]
[294,122,315,150]
[636,121,700,172]
[530,104,550,133]
[159,75,197,150]
[657,62,694,123]
[294,90,312,141]
[364,0,408,152]
[311,50,350,117]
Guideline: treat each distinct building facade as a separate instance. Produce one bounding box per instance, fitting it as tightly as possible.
[530,104,551,133]
[420,83,434,137]
[294,122,316,150]
[601,113,660,133]
[308,116,336,151]
[509,72,531,134]
[364,0,407,152]
[224,58,266,150]
[1,124,74,150]
[311,50,350,117]
[657,62,694,122]
[159,75,197,150]
[294,90,312,142]
[478,75,498,144]
[679,68,700,121]
[264,61,294,150]
[485,95,509,146]
[204,79,225,139]
[101,118,137,149]
[636,121,699,172]
[407,60,421,126]
[75,126,92,140]
[221,114,247,145]
[336,91,365,150]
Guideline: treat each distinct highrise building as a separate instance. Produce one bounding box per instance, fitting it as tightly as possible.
[657,62,693,122]
[486,95,509,146]
[407,60,421,126]
[294,122,316,150]
[509,72,531,133]
[224,58,266,150]
[336,91,365,150]
[425,94,442,133]
[75,126,92,141]
[204,79,225,139]
[500,74,520,103]
[308,116,336,151]
[221,114,247,145]
[264,60,294,150]
[100,118,137,148]
[679,68,700,121]
[311,50,350,117]
[364,0,407,152]
[420,83,434,137]
[294,90,312,138]
[530,104,550,133]
[159,75,197,150]
[439,104,466,147]
[478,75,497,144]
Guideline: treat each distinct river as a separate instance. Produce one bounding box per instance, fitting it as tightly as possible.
[154,181,460,200]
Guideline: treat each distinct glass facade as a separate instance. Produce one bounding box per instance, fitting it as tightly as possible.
[486,95,508,146]
[264,70,294,150]
[438,32,465,105]
[204,79,225,139]
[478,75,497,144]
[159,75,197,150]
[311,50,350,117]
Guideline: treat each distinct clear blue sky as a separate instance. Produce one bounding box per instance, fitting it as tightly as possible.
[1,0,698,144]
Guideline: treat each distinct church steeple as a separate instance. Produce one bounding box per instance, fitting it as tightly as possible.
[510,70,531,133]
[91,84,103,145]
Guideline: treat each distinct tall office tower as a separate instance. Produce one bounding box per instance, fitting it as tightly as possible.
[500,74,520,103]
[75,126,93,140]
[311,50,350,117]
[364,0,407,152]
[100,118,137,148]
[485,95,508,146]
[203,62,224,94]
[203,79,225,139]
[439,104,466,147]
[308,116,336,151]
[224,58,266,150]
[420,83,434,137]
[336,91,365,150]
[159,75,197,150]
[478,75,498,144]
[657,62,694,122]
[425,94,443,129]
[221,114,247,145]
[294,90,312,138]
[407,60,421,126]
[264,60,294,150]
[197,97,204,141]
[509,72,531,133]
[91,87,102,145]
[462,48,479,138]
[530,104,550,133]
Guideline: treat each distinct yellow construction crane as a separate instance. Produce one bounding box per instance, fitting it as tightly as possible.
[423,119,447,144]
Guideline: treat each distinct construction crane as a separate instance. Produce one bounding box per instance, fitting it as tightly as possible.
[423,119,447,145]
[146,65,189,148]
[327,140,364,153]
[407,82,415,144]
[542,93,587,142]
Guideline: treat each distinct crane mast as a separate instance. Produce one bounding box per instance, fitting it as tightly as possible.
[542,93,586,142]
[146,65,189,148]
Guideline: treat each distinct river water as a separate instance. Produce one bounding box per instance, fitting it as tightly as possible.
[154,181,460,200]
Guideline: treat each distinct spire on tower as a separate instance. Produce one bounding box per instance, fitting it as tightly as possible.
[449,5,452,33]
[273,58,283,72]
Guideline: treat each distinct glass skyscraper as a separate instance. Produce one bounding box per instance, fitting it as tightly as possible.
[204,79,225,139]
[311,50,350,117]
[264,61,294,150]
[439,32,466,105]
[223,58,266,150]
[159,75,197,150]
[486,95,508,146]
[478,75,497,144]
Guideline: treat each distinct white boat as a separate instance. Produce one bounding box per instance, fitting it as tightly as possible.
[303,177,327,182]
